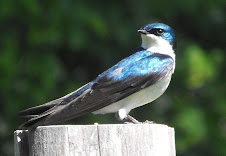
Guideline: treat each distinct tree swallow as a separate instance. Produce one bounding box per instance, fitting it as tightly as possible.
[18,23,176,129]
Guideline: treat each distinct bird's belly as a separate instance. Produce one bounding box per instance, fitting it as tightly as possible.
[93,74,172,115]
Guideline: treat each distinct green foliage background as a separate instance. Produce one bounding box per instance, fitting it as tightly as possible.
[0,0,225,156]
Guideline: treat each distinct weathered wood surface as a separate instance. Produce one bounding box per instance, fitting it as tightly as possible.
[14,124,176,156]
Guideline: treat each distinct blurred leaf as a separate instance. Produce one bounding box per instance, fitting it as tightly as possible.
[176,107,207,151]
[185,45,215,88]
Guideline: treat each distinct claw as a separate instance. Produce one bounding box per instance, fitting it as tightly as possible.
[143,120,155,124]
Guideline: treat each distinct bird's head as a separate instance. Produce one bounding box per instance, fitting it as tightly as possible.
[138,23,176,54]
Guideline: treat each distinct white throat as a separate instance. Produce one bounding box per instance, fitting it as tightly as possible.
[141,34,175,60]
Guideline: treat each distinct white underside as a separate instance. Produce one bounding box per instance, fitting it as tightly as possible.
[92,72,172,118]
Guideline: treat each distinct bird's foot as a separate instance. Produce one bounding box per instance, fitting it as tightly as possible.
[124,115,155,124]
[124,122,134,124]
[143,120,155,124]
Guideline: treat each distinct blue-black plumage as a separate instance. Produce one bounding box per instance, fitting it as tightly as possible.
[18,23,176,129]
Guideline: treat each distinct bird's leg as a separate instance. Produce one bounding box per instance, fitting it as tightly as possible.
[125,115,141,124]
[115,109,154,124]
[124,117,155,124]
[115,110,140,124]
[124,115,155,124]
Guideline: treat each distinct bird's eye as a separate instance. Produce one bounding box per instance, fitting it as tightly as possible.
[156,29,165,36]
[150,28,165,36]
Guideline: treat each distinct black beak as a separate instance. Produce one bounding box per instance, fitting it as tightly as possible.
[138,29,148,35]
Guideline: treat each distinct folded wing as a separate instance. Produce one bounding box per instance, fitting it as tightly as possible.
[18,51,174,129]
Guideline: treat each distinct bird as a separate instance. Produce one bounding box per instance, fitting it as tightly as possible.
[18,23,176,129]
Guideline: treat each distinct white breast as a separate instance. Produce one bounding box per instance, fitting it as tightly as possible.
[93,73,172,115]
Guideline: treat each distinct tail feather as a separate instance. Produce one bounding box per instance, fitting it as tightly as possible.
[18,110,53,130]
[18,85,86,129]
[18,100,60,129]
[18,99,62,118]
[18,96,70,129]
[18,91,75,118]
